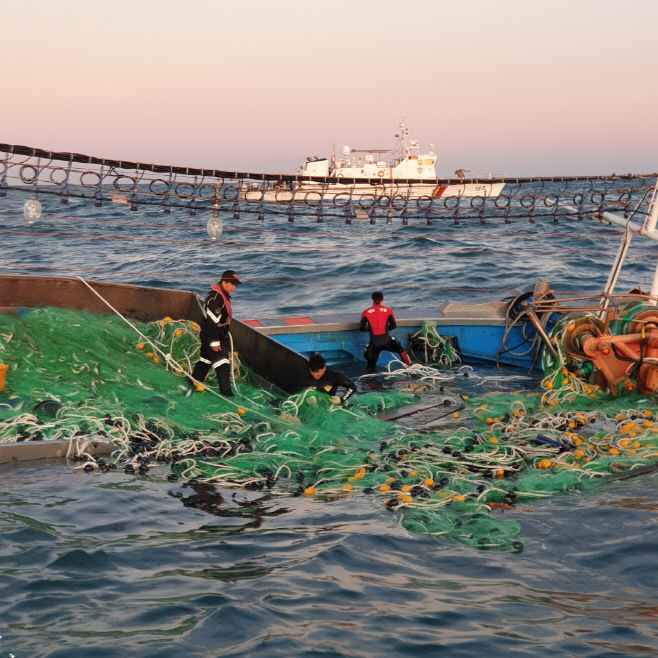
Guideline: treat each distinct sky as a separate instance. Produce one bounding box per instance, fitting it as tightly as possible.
[2,0,658,177]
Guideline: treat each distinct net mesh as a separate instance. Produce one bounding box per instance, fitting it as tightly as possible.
[1,307,657,552]
[408,320,460,366]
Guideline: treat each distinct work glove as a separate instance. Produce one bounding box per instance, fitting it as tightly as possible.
[328,396,342,405]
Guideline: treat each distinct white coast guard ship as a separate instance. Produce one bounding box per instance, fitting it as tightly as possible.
[243,122,505,204]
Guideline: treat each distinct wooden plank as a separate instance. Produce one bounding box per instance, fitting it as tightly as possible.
[0,273,200,324]
[606,462,658,481]
[0,438,115,464]
[377,401,463,422]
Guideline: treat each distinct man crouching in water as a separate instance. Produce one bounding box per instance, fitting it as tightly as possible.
[304,354,356,405]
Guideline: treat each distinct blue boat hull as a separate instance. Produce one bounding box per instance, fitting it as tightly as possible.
[243,302,541,371]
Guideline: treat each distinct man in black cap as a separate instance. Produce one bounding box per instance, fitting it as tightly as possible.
[190,270,241,397]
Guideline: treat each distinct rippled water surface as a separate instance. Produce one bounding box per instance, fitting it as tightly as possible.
[1,190,658,657]
[1,462,658,658]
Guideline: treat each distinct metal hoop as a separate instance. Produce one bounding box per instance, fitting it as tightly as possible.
[543,193,559,207]
[244,187,264,203]
[174,182,196,198]
[114,176,137,191]
[358,194,376,209]
[148,179,170,195]
[304,191,323,207]
[80,171,102,187]
[20,165,38,184]
[49,167,69,185]
[274,189,294,204]
[495,194,511,209]
[199,184,218,200]
[333,193,351,207]
[222,186,239,201]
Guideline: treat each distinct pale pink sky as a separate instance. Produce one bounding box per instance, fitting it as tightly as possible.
[3,0,657,176]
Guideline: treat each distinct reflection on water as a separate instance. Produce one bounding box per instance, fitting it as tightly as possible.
[0,462,657,658]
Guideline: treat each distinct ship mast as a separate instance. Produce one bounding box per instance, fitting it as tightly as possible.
[394,119,410,165]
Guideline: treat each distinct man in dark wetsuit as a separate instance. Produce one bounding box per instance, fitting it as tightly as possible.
[190,269,241,397]
[304,354,356,404]
[359,291,411,373]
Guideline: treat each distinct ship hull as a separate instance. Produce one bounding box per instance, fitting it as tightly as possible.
[243,181,505,205]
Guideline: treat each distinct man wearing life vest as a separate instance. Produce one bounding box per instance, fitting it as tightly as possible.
[190,270,241,396]
[359,291,411,373]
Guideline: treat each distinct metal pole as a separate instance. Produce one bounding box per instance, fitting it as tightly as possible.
[599,228,632,317]
[597,211,658,241]
[643,180,658,235]
[649,260,658,306]
[562,203,655,239]
[643,182,658,305]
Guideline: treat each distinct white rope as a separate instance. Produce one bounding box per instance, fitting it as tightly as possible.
[74,276,290,427]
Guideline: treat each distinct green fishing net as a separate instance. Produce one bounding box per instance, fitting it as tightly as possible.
[1,307,657,552]
[408,320,460,366]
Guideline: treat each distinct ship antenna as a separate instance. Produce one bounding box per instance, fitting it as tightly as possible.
[396,117,410,159]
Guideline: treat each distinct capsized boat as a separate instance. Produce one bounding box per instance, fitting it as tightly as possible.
[243,121,505,204]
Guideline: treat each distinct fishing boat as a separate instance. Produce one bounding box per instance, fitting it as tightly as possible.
[241,121,505,205]
[0,273,544,463]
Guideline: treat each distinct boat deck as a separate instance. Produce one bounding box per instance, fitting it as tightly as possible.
[240,300,531,369]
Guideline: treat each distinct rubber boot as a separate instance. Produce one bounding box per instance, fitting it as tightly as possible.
[216,363,234,397]
[401,350,411,367]
[190,361,210,392]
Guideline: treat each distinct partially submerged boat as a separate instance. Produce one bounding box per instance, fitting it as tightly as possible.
[3,261,658,467]
[0,271,553,466]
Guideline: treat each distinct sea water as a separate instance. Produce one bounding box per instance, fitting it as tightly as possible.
[0,190,658,657]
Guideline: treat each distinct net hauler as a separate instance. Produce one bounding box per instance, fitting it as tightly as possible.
[537,185,658,398]
[292,120,505,201]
